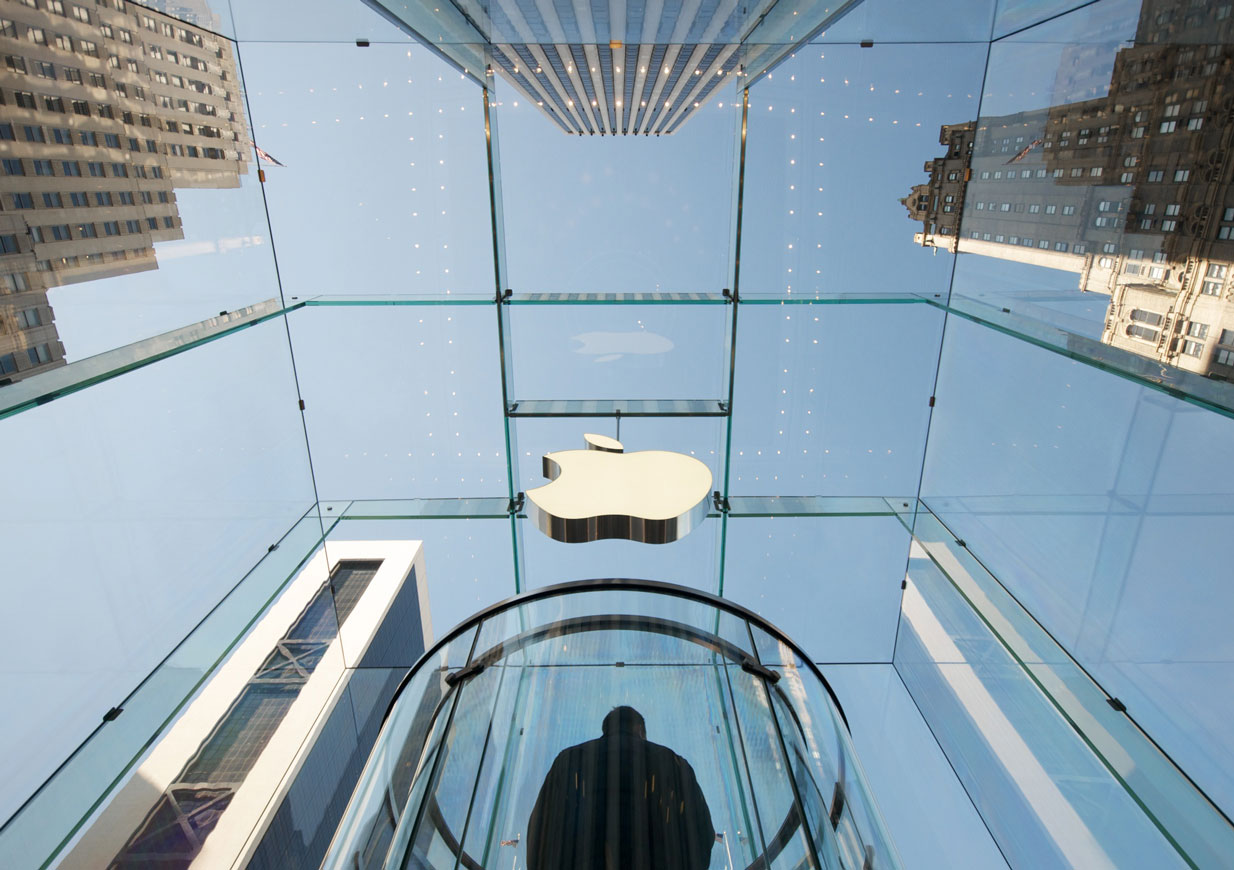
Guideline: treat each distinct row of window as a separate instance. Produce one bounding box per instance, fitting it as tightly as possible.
[4,75,223,117]
[975,201,1078,215]
[2,156,166,178]
[5,188,169,210]
[27,215,174,242]
[1,79,229,140]
[0,121,227,160]
[976,166,1192,184]
[6,46,214,98]
[968,230,1083,253]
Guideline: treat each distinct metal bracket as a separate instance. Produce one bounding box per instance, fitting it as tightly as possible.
[713,491,730,514]
[1107,697,1127,712]
[103,706,123,722]
[445,660,486,687]
[508,492,525,516]
[829,781,845,827]
[740,657,780,683]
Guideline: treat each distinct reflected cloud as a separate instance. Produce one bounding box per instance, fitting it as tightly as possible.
[571,329,674,363]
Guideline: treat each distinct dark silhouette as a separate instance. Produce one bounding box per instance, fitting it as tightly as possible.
[525,707,715,870]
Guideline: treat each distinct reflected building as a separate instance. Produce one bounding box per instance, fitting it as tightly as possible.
[365,0,867,135]
[903,0,1234,381]
[60,543,431,870]
[0,0,248,383]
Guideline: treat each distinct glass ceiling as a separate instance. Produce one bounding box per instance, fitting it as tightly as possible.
[1,0,1232,867]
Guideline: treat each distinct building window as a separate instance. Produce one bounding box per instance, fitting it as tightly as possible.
[1217,348,1234,366]
[1074,243,1087,254]
[1219,329,1234,345]
[1029,204,1041,213]
[1188,117,1204,131]
[50,224,71,241]
[15,307,41,328]
[1090,167,1102,177]
[1127,324,1158,341]
[1149,266,1166,279]
[1187,322,1209,339]
[1182,340,1204,357]
[1162,220,1177,231]
[27,343,51,365]
[1207,264,1228,279]
[33,160,53,176]
[1165,203,1181,216]
[1062,205,1076,215]
[1175,169,1191,182]
[1160,120,1177,133]
[42,192,61,207]
[1055,242,1069,252]
[11,193,33,209]
[1148,170,1164,182]
[1045,204,1057,215]
[1103,243,1117,253]
[103,220,120,236]
[1098,256,1114,268]
[1130,309,1164,326]
[75,223,96,238]
[0,234,20,254]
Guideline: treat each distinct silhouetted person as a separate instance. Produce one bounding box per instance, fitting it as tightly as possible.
[525,706,715,870]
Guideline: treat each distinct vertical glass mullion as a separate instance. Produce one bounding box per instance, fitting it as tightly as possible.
[720,647,774,864]
[745,622,825,870]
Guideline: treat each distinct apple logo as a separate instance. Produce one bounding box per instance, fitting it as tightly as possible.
[525,434,713,544]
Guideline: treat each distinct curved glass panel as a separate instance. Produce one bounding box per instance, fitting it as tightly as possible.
[324,580,901,870]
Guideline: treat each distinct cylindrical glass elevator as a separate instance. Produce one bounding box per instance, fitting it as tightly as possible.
[323,580,900,870]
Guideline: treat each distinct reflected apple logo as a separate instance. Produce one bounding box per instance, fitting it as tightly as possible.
[525,434,713,544]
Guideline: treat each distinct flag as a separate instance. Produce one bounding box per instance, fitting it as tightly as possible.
[255,145,286,167]
[1005,139,1043,164]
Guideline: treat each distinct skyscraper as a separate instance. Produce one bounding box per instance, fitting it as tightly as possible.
[903,0,1234,379]
[365,0,866,134]
[0,0,248,382]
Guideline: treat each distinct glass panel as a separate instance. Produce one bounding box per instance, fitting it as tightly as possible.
[230,0,422,42]
[0,5,275,373]
[942,0,1234,411]
[0,514,328,870]
[340,498,511,518]
[726,496,900,516]
[508,303,730,401]
[992,0,1095,38]
[492,76,741,292]
[741,43,989,299]
[0,298,289,420]
[322,517,517,643]
[239,42,493,296]
[822,664,1009,868]
[286,305,508,500]
[923,314,1234,824]
[895,545,1190,868]
[724,516,911,664]
[801,0,998,43]
[0,317,314,845]
[729,303,942,496]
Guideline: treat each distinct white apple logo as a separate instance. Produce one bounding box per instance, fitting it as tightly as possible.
[525,434,713,544]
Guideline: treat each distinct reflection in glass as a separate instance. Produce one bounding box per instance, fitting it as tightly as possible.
[325,581,901,870]
[904,0,1234,397]
[0,0,250,383]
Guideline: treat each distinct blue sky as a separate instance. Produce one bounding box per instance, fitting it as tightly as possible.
[4,0,1234,865]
